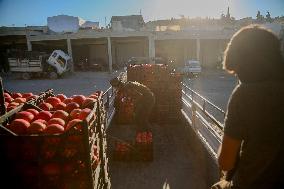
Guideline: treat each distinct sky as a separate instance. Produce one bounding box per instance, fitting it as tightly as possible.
[0,0,283,27]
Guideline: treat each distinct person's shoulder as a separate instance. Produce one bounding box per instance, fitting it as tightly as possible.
[127,81,145,87]
[231,83,243,97]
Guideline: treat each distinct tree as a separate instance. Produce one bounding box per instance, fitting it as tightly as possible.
[256,11,264,23]
[266,11,273,23]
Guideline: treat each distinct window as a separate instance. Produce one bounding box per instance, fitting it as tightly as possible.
[52,52,57,58]
[57,56,65,67]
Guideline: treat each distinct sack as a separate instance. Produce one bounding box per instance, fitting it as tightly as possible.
[211,179,233,189]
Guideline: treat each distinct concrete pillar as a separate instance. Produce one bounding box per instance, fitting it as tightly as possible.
[148,35,155,64]
[27,39,32,51]
[196,38,200,61]
[67,38,74,72]
[25,30,32,51]
[107,37,113,73]
[183,42,187,64]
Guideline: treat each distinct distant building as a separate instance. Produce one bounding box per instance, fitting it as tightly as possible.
[110,15,145,31]
[47,15,99,33]
[146,18,182,31]
[80,21,99,30]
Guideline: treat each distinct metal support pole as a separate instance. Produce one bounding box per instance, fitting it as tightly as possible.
[67,37,74,72]
[148,34,155,64]
[27,39,32,51]
[107,37,113,73]
[25,26,32,51]
[196,38,200,61]
[191,90,196,128]
[0,77,7,116]
[106,91,110,109]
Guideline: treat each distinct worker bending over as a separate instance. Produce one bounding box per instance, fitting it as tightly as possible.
[110,77,155,131]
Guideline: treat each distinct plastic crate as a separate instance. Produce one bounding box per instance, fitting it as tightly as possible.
[0,97,102,189]
[111,132,153,162]
[114,91,134,125]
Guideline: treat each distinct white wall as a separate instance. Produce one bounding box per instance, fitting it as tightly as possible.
[47,15,80,33]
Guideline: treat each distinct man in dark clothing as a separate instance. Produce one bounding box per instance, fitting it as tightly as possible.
[222,82,284,188]
[110,77,155,131]
[217,25,284,189]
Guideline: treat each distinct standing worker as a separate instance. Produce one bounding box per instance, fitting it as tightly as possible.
[110,77,155,132]
[215,25,284,189]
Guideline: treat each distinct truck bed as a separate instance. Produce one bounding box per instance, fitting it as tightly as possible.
[107,120,216,189]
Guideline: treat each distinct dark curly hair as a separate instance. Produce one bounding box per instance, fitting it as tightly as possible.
[223,24,284,83]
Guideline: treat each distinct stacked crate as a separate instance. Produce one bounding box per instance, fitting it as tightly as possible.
[113,140,133,161]
[135,131,153,161]
[0,89,111,189]
[127,64,182,123]
[113,90,134,124]
[112,131,153,162]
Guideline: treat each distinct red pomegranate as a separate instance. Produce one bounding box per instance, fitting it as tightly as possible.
[35,111,52,122]
[39,102,53,111]
[54,102,66,110]
[51,110,69,121]
[56,94,67,102]
[71,95,86,107]
[45,97,61,107]
[27,121,47,134]
[78,108,92,120]
[45,124,64,134]
[15,111,34,122]
[65,102,80,113]
[69,109,81,119]
[10,119,30,134]
[25,109,39,117]
[47,118,65,127]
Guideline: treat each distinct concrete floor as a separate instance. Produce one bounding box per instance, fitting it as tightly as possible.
[1,71,122,97]
[107,122,213,189]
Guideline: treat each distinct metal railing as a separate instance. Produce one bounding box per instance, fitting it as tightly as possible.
[102,86,116,129]
[182,82,225,158]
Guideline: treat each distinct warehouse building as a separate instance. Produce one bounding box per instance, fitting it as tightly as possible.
[1,14,283,72]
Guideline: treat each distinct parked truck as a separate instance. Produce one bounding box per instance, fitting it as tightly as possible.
[8,50,72,79]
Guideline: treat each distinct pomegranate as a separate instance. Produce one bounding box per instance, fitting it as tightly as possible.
[25,108,39,117]
[47,118,65,127]
[39,102,53,111]
[54,102,66,110]
[69,108,81,119]
[27,120,46,134]
[56,94,67,102]
[77,108,92,120]
[45,97,61,107]
[45,124,64,134]
[65,102,80,113]
[15,111,34,122]
[35,111,52,122]
[51,110,69,121]
[10,119,30,134]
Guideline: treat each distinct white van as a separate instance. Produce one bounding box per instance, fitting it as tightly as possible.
[181,60,202,77]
